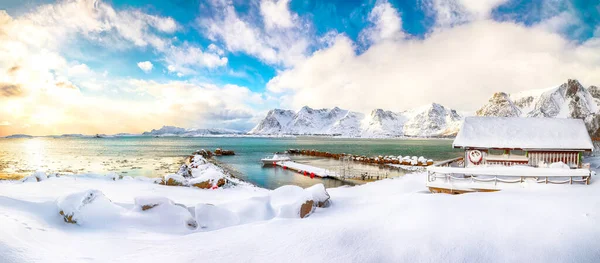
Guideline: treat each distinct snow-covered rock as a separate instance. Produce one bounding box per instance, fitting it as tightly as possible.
[22,170,48,182]
[163,174,188,186]
[134,196,174,211]
[305,183,330,208]
[134,196,197,230]
[56,190,124,225]
[270,185,314,218]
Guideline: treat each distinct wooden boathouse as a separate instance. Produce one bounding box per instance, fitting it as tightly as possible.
[427,117,594,194]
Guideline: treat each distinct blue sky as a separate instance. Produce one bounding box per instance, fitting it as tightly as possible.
[5,0,597,93]
[0,0,599,135]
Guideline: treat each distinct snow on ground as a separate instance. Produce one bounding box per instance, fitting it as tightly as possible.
[1,165,600,262]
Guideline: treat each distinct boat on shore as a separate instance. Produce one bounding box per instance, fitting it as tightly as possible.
[261,153,291,165]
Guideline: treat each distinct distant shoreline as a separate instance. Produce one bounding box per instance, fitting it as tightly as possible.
[1,134,455,140]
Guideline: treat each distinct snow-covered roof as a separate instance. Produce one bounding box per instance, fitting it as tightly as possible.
[453,117,594,151]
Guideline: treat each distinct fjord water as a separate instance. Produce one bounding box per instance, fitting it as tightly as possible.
[0,137,461,189]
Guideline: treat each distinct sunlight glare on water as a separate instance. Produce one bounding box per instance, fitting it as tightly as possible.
[0,137,461,189]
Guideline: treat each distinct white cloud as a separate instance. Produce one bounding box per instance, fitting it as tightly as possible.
[0,121,11,126]
[19,0,178,51]
[260,0,294,29]
[426,0,508,27]
[137,61,153,73]
[164,43,228,76]
[457,0,509,19]
[0,2,245,136]
[267,20,600,113]
[360,1,404,44]
[67,63,91,76]
[199,0,310,66]
[207,43,224,55]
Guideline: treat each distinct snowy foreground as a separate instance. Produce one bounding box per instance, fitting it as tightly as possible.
[1,166,600,262]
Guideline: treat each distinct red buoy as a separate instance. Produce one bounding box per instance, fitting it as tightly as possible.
[304,171,308,176]
[283,166,287,169]
[310,173,315,179]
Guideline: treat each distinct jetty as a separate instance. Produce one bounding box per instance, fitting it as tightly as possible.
[275,161,339,179]
[286,149,434,167]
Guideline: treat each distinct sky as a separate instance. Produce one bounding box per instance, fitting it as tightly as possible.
[0,0,599,136]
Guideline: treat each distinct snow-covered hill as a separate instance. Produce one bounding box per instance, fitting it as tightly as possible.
[142,126,244,137]
[249,104,462,138]
[476,79,600,137]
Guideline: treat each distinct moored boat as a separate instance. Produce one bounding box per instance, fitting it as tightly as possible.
[261,153,291,165]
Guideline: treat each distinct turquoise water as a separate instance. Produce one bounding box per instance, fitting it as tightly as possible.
[0,137,461,189]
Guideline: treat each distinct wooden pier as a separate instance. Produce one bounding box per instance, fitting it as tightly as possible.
[275,161,340,179]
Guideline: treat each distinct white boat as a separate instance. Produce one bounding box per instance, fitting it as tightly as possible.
[261,153,291,165]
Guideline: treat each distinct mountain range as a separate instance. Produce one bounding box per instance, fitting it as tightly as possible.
[141,126,245,137]
[250,79,600,138]
[249,104,462,137]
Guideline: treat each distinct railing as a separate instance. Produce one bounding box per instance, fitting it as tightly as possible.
[432,157,464,167]
[427,171,591,185]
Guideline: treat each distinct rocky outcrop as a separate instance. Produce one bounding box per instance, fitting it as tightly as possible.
[191,178,227,189]
[214,148,235,156]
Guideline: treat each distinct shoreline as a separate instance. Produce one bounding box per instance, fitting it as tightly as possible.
[207,157,260,188]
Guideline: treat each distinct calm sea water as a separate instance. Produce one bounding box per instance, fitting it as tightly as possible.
[0,137,461,189]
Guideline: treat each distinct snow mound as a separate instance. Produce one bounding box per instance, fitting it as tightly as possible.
[549,162,570,169]
[134,196,174,210]
[134,196,197,230]
[106,172,119,181]
[195,204,240,231]
[222,195,275,224]
[21,170,48,182]
[56,189,124,225]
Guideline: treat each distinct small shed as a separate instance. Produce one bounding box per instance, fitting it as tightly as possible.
[453,117,593,168]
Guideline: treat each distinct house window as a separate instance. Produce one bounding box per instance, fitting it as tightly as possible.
[488,149,506,156]
[510,150,526,156]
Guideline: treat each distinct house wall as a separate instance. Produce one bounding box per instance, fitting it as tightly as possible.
[464,149,582,168]
[528,151,580,168]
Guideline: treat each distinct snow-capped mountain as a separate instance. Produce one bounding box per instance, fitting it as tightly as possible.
[402,103,462,137]
[142,126,244,137]
[475,92,522,117]
[476,79,600,137]
[252,79,600,138]
[249,104,462,137]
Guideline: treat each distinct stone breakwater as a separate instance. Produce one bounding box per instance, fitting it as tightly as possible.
[286,149,434,166]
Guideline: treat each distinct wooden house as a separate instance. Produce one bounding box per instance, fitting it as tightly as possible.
[427,117,594,194]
